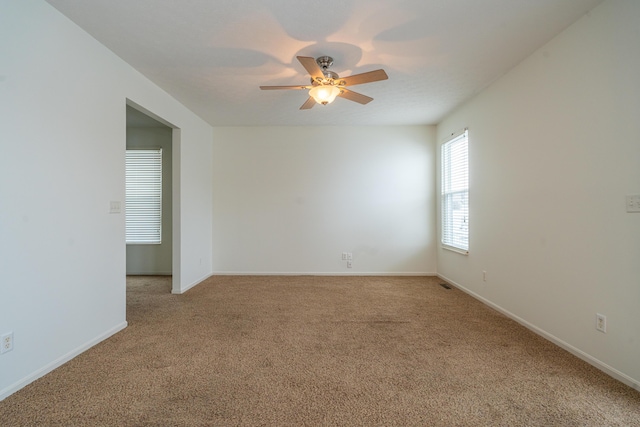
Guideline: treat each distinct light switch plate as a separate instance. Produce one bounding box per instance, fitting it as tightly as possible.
[109,201,121,214]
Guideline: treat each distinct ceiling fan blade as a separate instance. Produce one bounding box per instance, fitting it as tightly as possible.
[260,85,310,90]
[338,88,373,105]
[297,56,324,81]
[300,97,316,110]
[339,69,388,86]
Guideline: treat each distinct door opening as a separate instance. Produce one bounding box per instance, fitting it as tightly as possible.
[125,102,180,293]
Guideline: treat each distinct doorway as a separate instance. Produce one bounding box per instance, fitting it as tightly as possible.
[125,102,179,292]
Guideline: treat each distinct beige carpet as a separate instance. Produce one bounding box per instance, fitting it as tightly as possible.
[1,275,639,426]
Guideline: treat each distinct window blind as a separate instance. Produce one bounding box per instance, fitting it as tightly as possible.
[441,130,469,252]
[126,149,162,244]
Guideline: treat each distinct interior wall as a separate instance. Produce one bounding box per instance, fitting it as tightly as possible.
[212,125,436,275]
[436,0,640,389]
[126,125,173,275]
[0,0,213,400]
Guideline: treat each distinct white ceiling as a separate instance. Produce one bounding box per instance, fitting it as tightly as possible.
[46,0,602,127]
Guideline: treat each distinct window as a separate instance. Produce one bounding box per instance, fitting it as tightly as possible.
[441,129,469,253]
[126,149,162,244]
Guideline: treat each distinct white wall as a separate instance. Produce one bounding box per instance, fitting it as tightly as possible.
[437,0,640,389]
[0,0,213,399]
[126,125,173,275]
[212,126,436,275]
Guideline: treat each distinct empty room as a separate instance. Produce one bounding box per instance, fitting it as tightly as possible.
[1,0,639,425]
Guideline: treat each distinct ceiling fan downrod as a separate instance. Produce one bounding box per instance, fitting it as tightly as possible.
[315,56,339,81]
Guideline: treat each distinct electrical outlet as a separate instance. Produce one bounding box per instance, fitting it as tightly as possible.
[596,314,607,333]
[347,261,352,268]
[342,252,348,261]
[482,271,487,282]
[626,195,640,213]
[1,332,13,354]
[347,252,353,260]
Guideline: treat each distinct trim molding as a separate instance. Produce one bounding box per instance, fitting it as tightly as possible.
[172,272,214,294]
[126,272,172,276]
[0,322,128,401]
[210,271,438,276]
[438,274,639,391]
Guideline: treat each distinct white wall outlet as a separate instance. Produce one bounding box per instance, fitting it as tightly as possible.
[626,195,640,213]
[347,252,353,260]
[342,252,348,260]
[596,313,607,333]
[347,261,352,268]
[482,271,487,282]
[1,332,13,354]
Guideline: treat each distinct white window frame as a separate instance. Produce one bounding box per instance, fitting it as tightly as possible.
[126,148,162,244]
[441,129,469,254]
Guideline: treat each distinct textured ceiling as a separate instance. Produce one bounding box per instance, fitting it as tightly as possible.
[46,0,602,126]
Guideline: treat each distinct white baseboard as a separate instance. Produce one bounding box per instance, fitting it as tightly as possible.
[209,271,438,276]
[126,272,172,276]
[0,322,128,401]
[172,272,214,294]
[438,274,640,391]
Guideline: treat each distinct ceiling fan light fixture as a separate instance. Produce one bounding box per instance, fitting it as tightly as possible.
[309,85,340,105]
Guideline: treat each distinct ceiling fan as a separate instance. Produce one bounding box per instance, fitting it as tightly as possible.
[260,56,388,110]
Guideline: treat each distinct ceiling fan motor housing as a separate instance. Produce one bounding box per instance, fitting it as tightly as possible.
[311,71,339,86]
[310,56,340,84]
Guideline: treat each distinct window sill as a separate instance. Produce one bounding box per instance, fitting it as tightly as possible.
[441,245,469,255]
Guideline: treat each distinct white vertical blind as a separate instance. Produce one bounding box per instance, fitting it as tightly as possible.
[441,130,469,252]
[126,149,162,244]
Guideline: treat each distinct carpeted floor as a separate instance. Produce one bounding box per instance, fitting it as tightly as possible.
[1,275,639,426]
